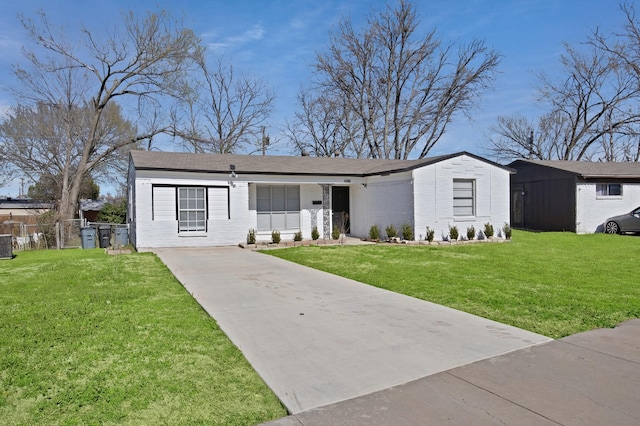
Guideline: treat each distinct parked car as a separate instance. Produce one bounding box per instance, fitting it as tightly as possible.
[604,206,640,234]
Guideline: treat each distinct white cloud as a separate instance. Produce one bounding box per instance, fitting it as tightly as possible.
[204,24,265,53]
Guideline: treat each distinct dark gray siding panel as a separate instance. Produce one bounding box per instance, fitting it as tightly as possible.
[510,162,577,232]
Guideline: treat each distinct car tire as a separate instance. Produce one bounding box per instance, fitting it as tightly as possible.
[605,221,620,234]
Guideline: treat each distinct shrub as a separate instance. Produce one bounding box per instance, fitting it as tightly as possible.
[484,222,494,238]
[503,222,512,240]
[271,230,281,244]
[331,225,341,240]
[426,227,435,242]
[311,226,320,240]
[449,225,459,241]
[293,231,303,241]
[369,224,380,241]
[36,210,57,249]
[385,224,397,238]
[466,226,476,240]
[400,223,413,241]
[97,199,127,224]
[247,228,256,244]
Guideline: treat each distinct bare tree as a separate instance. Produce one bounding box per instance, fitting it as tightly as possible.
[284,89,364,157]
[0,100,138,207]
[488,111,579,162]
[0,155,14,189]
[306,0,499,159]
[0,10,199,220]
[489,5,640,163]
[174,57,275,154]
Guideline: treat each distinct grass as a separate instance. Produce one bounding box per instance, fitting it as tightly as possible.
[265,231,640,338]
[0,249,286,425]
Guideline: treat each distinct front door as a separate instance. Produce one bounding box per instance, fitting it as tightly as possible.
[511,188,524,228]
[332,186,350,233]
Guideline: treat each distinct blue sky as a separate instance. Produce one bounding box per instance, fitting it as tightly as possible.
[0,0,626,196]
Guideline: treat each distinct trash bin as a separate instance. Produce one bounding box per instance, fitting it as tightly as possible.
[0,234,12,259]
[98,226,111,248]
[80,227,96,249]
[114,227,129,247]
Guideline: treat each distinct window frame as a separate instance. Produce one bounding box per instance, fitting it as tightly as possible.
[453,179,476,217]
[256,185,301,232]
[177,187,208,233]
[596,183,622,197]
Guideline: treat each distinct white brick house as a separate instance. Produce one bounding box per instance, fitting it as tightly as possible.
[127,150,512,248]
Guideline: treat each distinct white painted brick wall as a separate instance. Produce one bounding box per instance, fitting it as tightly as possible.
[412,155,510,241]
[355,173,414,239]
[130,155,511,246]
[133,175,249,248]
[576,183,640,233]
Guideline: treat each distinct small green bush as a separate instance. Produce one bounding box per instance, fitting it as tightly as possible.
[332,225,341,240]
[369,224,380,241]
[449,225,459,241]
[466,226,476,240]
[484,222,494,238]
[400,223,413,241]
[247,228,256,244]
[385,224,397,238]
[503,222,512,240]
[293,231,303,241]
[271,230,281,244]
[97,199,127,224]
[311,226,320,240]
[426,227,435,242]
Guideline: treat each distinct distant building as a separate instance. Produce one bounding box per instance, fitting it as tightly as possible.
[0,197,53,225]
[0,197,53,240]
[79,199,109,222]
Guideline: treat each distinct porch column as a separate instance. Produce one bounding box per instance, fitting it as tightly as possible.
[321,184,331,238]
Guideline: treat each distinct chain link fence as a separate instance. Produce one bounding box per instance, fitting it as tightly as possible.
[1,219,128,251]
[0,221,55,250]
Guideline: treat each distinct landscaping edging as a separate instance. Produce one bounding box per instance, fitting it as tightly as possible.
[239,237,510,250]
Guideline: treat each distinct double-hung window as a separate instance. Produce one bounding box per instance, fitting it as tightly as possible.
[256,185,300,231]
[178,187,207,232]
[453,179,475,217]
[596,183,622,197]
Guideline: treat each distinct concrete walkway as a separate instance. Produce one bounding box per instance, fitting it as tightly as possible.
[263,319,640,425]
[153,247,550,414]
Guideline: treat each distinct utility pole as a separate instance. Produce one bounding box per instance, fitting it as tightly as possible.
[528,130,534,160]
[261,126,270,156]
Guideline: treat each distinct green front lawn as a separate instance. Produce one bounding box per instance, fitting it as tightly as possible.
[266,231,640,338]
[0,250,286,425]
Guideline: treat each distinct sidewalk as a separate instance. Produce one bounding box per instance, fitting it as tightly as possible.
[262,319,640,425]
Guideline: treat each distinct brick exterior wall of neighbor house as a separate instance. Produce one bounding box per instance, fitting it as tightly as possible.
[576,182,640,233]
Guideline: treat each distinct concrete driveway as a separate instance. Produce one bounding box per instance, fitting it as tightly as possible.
[153,247,551,414]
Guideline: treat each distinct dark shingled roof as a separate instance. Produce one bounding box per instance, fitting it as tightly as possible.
[0,198,53,209]
[130,150,510,177]
[510,159,640,178]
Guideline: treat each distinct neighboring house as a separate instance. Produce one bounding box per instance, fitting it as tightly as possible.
[0,198,53,245]
[509,159,640,233]
[79,199,109,222]
[128,150,513,249]
[0,197,53,225]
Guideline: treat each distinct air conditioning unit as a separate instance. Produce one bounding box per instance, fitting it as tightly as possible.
[0,234,13,259]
